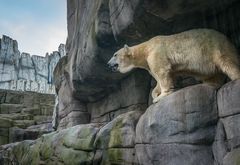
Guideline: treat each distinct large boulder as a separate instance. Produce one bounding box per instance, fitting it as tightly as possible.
[213,80,240,165]
[136,84,217,165]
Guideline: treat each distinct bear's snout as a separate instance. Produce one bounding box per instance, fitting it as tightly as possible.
[107,60,119,72]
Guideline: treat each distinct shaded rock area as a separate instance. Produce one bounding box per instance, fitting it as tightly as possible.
[0,35,65,94]
[0,89,55,146]
[2,81,240,164]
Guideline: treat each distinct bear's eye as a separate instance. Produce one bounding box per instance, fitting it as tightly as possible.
[114,54,117,57]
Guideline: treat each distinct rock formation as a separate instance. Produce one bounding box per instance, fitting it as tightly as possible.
[1,0,240,164]
[0,35,65,94]
[0,89,55,146]
[1,81,240,164]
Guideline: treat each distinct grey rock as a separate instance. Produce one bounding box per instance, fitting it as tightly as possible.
[88,71,150,120]
[47,51,60,84]
[212,121,228,165]
[218,80,240,117]
[0,35,65,94]
[18,53,35,81]
[31,55,48,83]
[136,84,218,145]
[101,148,137,165]
[58,44,66,57]
[94,110,143,149]
[223,148,240,165]
[135,144,214,165]
[221,115,240,150]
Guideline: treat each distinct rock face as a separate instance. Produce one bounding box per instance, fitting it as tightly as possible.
[136,84,218,165]
[2,81,240,164]
[54,0,240,130]
[0,35,65,94]
[0,89,55,146]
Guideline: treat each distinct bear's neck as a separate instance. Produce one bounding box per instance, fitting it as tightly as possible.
[131,44,150,70]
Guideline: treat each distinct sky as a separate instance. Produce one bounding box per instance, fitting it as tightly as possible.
[0,0,67,56]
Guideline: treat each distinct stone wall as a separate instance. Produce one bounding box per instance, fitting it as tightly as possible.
[0,35,65,94]
[0,89,55,146]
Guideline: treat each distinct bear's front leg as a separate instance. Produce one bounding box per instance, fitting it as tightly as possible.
[151,83,161,99]
[153,71,174,103]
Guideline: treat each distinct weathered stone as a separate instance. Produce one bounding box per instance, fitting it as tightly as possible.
[18,53,36,81]
[13,120,35,129]
[0,128,8,136]
[33,116,52,124]
[5,91,24,104]
[91,104,147,123]
[136,84,218,144]
[48,51,61,84]
[0,104,23,114]
[88,71,150,120]
[223,148,240,165]
[0,117,12,128]
[58,111,90,130]
[0,113,32,120]
[221,115,240,150]
[135,144,214,165]
[218,80,240,117]
[0,35,65,94]
[94,110,143,149]
[101,148,136,165]
[212,121,228,165]
[63,124,101,151]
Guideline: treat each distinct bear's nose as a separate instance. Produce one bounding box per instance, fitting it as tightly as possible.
[107,62,119,72]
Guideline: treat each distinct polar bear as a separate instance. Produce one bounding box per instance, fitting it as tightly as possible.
[107,29,240,103]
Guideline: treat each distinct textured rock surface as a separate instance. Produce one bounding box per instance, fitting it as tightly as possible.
[0,89,55,145]
[0,35,65,94]
[54,0,240,130]
[0,110,142,165]
[2,82,240,164]
[136,84,217,164]
[213,80,240,165]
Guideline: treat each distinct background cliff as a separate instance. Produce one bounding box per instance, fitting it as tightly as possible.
[0,35,65,94]
[1,0,240,164]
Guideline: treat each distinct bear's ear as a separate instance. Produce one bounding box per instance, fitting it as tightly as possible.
[124,44,131,54]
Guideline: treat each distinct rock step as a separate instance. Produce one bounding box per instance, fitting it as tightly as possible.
[0,104,23,114]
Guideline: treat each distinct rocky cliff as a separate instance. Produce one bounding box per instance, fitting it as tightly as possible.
[1,0,240,164]
[0,35,65,94]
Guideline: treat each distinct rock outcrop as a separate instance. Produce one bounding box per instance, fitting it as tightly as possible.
[0,35,65,94]
[0,89,55,146]
[1,81,240,164]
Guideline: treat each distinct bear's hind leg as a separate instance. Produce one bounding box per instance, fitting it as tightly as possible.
[202,74,226,88]
[214,51,240,80]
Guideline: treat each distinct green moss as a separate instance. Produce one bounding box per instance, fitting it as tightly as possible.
[63,125,99,151]
[108,120,124,147]
[39,132,58,160]
[107,148,123,164]
[58,146,94,165]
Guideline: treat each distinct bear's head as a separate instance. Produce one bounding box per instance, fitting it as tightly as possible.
[107,44,135,73]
